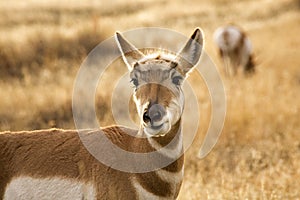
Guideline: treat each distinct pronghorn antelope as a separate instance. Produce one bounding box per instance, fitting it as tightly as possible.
[213,25,255,76]
[0,28,203,199]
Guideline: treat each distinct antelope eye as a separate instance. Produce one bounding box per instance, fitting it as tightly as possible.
[172,76,183,86]
[131,78,139,87]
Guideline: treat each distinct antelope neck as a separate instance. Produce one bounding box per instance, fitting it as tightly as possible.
[151,119,181,147]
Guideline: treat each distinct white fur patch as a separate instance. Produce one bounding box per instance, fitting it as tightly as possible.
[148,131,183,159]
[168,97,183,125]
[131,177,170,200]
[214,26,242,51]
[156,167,184,184]
[138,52,177,64]
[4,176,95,200]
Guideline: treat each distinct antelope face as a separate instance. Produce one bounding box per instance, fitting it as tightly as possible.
[115,28,203,137]
[130,60,184,137]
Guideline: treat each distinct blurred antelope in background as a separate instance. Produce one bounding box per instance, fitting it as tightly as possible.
[214,25,255,76]
[0,28,203,200]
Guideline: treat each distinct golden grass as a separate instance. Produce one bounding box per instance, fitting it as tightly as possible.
[0,0,299,199]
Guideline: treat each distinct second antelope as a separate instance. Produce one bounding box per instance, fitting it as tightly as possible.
[0,28,203,199]
[214,25,255,76]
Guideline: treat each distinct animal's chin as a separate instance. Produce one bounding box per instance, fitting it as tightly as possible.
[144,122,171,137]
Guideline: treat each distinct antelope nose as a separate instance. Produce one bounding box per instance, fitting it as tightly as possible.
[143,104,166,124]
[143,112,151,123]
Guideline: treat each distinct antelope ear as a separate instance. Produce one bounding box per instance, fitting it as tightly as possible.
[115,32,145,71]
[176,28,204,76]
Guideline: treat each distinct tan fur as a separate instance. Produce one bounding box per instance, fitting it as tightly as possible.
[0,127,183,199]
[1,28,203,199]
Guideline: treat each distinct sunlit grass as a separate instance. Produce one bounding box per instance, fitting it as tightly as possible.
[0,0,299,199]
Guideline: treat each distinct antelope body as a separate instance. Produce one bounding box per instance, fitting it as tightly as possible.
[0,28,203,200]
[213,25,255,76]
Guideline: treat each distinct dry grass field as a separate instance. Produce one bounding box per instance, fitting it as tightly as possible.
[0,0,300,199]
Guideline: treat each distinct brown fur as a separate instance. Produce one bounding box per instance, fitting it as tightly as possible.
[135,83,174,109]
[244,54,255,74]
[1,28,203,199]
[0,125,183,199]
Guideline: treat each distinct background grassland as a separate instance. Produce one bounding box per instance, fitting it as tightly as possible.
[0,0,299,199]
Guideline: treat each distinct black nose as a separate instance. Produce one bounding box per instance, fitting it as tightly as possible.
[143,104,166,124]
[143,112,151,123]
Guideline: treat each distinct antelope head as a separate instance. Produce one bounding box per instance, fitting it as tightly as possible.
[115,29,203,137]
